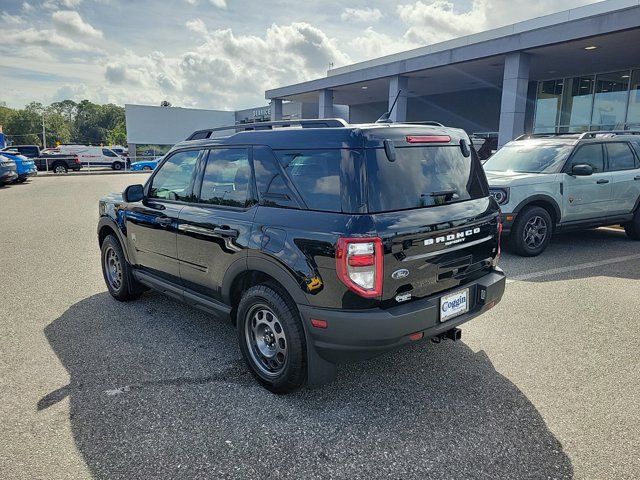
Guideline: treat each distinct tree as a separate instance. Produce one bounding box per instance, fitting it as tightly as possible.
[107,121,127,146]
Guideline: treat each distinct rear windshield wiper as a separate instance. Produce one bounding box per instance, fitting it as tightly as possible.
[421,190,459,205]
[422,190,459,199]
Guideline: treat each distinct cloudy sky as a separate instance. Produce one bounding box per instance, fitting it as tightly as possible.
[0,0,600,110]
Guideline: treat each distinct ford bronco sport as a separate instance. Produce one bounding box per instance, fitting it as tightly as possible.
[485,131,640,256]
[97,119,505,393]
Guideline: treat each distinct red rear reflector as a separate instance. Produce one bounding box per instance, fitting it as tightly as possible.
[409,332,424,341]
[311,318,328,329]
[405,135,451,143]
[347,254,375,267]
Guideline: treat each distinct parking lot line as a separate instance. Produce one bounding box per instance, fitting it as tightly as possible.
[507,253,640,283]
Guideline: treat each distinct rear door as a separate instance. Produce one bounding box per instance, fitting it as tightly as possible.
[366,144,500,302]
[562,143,612,222]
[177,147,256,300]
[605,142,640,215]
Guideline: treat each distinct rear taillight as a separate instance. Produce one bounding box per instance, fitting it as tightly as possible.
[75,155,80,164]
[336,237,383,298]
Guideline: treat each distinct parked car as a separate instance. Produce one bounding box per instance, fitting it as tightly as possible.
[130,159,159,171]
[56,145,129,170]
[484,130,640,256]
[1,145,82,173]
[97,118,506,393]
[0,151,37,182]
[0,155,18,185]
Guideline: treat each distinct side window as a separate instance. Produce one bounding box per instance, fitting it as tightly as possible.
[276,150,342,212]
[567,143,604,173]
[149,150,200,201]
[606,143,636,171]
[102,148,117,157]
[253,147,300,209]
[199,148,251,207]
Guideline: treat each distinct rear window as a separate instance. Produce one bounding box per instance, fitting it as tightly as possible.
[366,146,487,213]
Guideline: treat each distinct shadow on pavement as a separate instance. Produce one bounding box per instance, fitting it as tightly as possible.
[40,292,573,479]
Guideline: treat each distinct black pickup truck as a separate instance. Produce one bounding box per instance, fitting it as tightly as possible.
[1,145,82,173]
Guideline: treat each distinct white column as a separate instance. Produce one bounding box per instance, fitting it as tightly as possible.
[319,90,334,118]
[270,99,283,121]
[388,75,408,122]
[498,53,530,147]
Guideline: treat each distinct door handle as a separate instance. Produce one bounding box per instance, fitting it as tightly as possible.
[213,227,239,238]
[156,217,172,227]
[596,179,609,184]
[634,175,640,181]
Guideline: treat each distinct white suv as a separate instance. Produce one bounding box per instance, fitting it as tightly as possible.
[484,131,640,256]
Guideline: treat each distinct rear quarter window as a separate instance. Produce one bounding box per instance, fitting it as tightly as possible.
[275,149,363,213]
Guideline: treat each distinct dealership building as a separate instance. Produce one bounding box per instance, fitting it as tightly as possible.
[266,0,640,147]
[126,0,640,152]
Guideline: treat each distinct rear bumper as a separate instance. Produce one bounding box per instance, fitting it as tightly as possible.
[18,170,37,179]
[299,268,506,364]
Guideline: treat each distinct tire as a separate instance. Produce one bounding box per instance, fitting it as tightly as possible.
[624,207,640,240]
[143,166,152,171]
[237,284,307,394]
[16,178,27,183]
[101,234,145,301]
[510,206,553,256]
[52,162,68,174]
[112,162,123,171]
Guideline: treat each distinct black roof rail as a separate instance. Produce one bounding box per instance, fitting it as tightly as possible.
[514,132,582,141]
[186,118,349,141]
[579,130,640,139]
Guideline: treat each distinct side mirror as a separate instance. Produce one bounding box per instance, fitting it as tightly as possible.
[571,164,593,176]
[123,184,144,202]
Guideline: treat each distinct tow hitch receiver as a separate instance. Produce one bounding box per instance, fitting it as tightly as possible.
[431,327,462,343]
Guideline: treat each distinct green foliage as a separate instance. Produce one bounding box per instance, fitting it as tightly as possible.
[0,99,126,147]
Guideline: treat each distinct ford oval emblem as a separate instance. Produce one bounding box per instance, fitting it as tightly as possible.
[391,268,409,280]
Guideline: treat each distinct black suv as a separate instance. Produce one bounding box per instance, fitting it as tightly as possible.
[97,119,505,393]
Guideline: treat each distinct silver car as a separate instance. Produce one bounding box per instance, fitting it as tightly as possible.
[484,131,640,256]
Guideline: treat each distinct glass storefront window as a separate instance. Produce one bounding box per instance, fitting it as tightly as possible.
[534,80,563,133]
[591,71,630,130]
[626,70,640,128]
[558,76,594,132]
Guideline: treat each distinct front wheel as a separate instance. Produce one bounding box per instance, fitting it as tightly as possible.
[101,235,145,301]
[112,162,123,171]
[624,207,640,240]
[237,285,307,394]
[509,206,553,256]
[142,166,152,171]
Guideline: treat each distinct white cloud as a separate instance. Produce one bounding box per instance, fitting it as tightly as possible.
[52,10,103,39]
[1,12,26,25]
[22,2,35,12]
[341,7,383,23]
[349,27,414,59]
[102,22,350,109]
[3,27,101,52]
[396,0,596,46]
[186,18,207,36]
[209,0,227,8]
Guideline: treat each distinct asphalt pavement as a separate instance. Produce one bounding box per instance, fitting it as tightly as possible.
[0,175,638,479]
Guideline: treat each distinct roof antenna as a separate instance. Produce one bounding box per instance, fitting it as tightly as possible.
[376,89,402,123]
